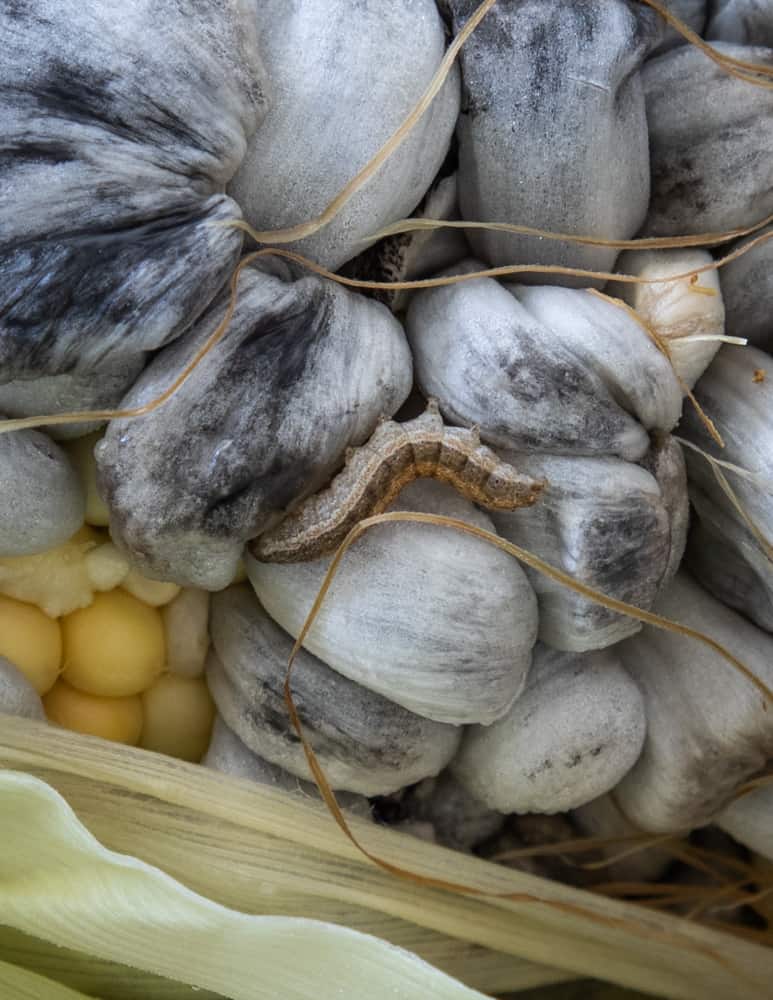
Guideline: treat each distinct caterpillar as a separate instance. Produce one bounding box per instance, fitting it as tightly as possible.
[250,399,546,563]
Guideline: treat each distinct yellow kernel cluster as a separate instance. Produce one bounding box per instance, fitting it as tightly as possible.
[1,551,213,761]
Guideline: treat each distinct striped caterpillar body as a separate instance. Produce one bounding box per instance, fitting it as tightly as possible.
[250,400,546,563]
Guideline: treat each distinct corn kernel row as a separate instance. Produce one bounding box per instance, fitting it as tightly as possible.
[0,575,213,762]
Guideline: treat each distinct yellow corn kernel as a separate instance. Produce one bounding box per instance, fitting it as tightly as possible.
[0,593,61,694]
[62,589,165,697]
[44,679,143,745]
[140,673,215,762]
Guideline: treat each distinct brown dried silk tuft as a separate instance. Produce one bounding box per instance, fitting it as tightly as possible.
[251,400,545,563]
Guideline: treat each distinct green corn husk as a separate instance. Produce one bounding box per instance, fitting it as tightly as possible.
[2,716,772,1000]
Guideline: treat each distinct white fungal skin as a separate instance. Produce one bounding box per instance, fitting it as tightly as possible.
[405,772,505,853]
[228,0,460,270]
[206,651,459,798]
[614,572,773,833]
[0,0,267,380]
[642,42,773,235]
[355,172,471,314]
[681,345,773,539]
[491,453,671,652]
[397,174,471,285]
[611,248,725,390]
[719,223,773,353]
[447,0,659,282]
[405,265,651,461]
[706,0,773,46]
[651,0,707,55]
[0,657,46,721]
[640,435,690,589]
[716,784,773,862]
[680,344,773,628]
[202,715,372,819]
[96,261,413,589]
[0,429,85,557]
[687,486,773,632]
[247,480,538,727]
[451,645,647,815]
[0,361,143,440]
[162,589,211,679]
[203,714,302,787]
[206,584,461,796]
[1,1,267,247]
[511,283,683,433]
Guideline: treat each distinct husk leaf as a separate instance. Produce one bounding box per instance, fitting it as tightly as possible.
[0,956,97,1000]
[0,769,493,1000]
[3,720,773,999]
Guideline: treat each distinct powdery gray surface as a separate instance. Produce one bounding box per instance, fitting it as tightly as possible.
[680,345,773,630]
[247,480,538,726]
[719,224,773,352]
[650,0,706,55]
[682,344,773,533]
[491,453,672,652]
[512,284,683,435]
[0,658,46,720]
[717,784,773,862]
[686,491,773,632]
[207,585,460,796]
[405,266,650,461]
[643,42,773,234]
[342,172,471,314]
[0,0,267,378]
[404,772,505,852]
[0,361,144,440]
[202,715,371,818]
[0,427,84,555]
[615,572,773,832]
[448,0,657,280]
[705,0,773,46]
[96,261,412,589]
[229,0,459,270]
[640,435,690,587]
[452,644,646,814]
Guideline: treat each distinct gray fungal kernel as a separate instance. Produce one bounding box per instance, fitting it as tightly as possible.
[250,401,546,563]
